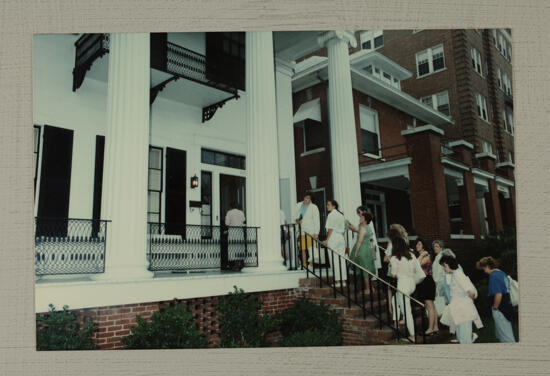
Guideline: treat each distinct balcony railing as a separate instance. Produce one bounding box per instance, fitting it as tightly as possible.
[72,34,109,91]
[148,223,259,272]
[35,218,109,276]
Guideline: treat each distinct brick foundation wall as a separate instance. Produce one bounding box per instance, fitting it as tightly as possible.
[39,288,302,350]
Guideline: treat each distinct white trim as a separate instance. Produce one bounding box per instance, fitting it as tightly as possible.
[475,152,497,160]
[300,147,326,157]
[448,140,474,150]
[441,157,470,172]
[351,50,412,81]
[496,161,515,169]
[359,158,411,183]
[444,167,465,179]
[36,269,306,313]
[472,168,495,180]
[401,124,444,136]
[362,152,384,160]
[415,67,447,80]
[450,234,476,240]
[496,176,515,187]
[359,157,412,174]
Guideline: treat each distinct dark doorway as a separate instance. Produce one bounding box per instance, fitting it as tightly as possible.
[36,125,74,237]
[219,174,246,224]
[165,148,186,236]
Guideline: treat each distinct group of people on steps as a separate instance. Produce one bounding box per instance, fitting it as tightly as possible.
[291,192,517,344]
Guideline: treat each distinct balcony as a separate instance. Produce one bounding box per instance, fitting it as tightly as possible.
[72,33,240,122]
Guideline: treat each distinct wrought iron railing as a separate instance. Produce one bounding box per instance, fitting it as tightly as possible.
[72,34,109,91]
[34,218,109,276]
[303,232,427,344]
[148,223,259,271]
[280,223,302,270]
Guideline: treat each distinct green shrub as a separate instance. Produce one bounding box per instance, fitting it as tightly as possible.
[217,286,278,348]
[277,297,342,346]
[36,304,96,350]
[122,299,207,349]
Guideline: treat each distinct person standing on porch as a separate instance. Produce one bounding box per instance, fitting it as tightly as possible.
[225,202,246,226]
[323,200,346,283]
[295,193,320,267]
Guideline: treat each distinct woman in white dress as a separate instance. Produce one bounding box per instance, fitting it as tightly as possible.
[323,200,347,284]
[389,236,417,341]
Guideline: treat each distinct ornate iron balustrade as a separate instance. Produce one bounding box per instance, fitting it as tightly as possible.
[35,218,109,276]
[72,34,109,91]
[148,223,258,272]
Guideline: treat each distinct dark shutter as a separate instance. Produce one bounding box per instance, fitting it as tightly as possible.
[92,135,105,236]
[165,148,187,236]
[37,125,74,236]
[150,33,168,71]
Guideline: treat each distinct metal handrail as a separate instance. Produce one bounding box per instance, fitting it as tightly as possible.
[303,230,427,343]
[307,232,424,306]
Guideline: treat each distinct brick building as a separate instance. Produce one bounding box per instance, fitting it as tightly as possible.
[292,29,515,241]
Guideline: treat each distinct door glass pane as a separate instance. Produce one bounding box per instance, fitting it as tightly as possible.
[148,169,162,191]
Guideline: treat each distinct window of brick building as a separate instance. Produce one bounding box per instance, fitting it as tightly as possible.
[476,93,489,122]
[421,91,450,116]
[482,140,493,154]
[416,44,445,77]
[503,73,512,96]
[471,47,483,76]
[359,105,380,156]
[507,110,514,135]
[497,67,503,90]
[360,30,384,51]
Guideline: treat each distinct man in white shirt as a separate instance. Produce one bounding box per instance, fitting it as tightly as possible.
[294,193,320,267]
[225,202,246,226]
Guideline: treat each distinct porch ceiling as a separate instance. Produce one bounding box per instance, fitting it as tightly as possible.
[273,31,324,62]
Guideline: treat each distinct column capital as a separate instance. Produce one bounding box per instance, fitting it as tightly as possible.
[317,30,357,49]
[275,57,295,77]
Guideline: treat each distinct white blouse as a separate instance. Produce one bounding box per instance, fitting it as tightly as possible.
[325,210,345,234]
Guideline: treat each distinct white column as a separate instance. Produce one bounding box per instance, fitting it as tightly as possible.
[318,31,362,221]
[246,32,285,271]
[275,58,297,225]
[98,33,152,280]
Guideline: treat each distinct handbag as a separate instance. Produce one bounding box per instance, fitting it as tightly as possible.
[508,275,519,307]
[411,252,426,285]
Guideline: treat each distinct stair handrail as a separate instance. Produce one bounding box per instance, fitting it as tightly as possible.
[304,232,424,306]
[303,231,428,343]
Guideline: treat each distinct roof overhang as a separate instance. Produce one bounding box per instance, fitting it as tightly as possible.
[350,50,412,80]
[292,57,454,127]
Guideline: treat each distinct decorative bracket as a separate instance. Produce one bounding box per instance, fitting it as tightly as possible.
[202,93,240,123]
[150,76,180,104]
